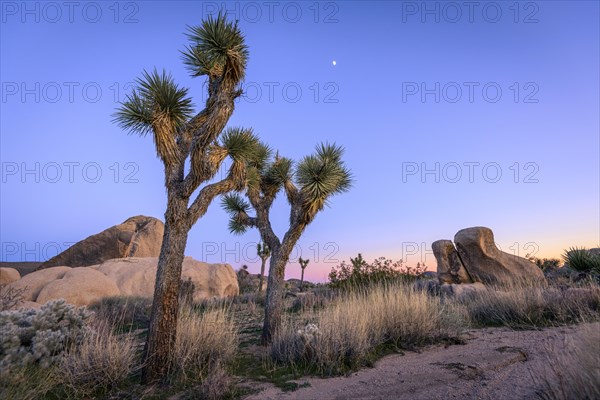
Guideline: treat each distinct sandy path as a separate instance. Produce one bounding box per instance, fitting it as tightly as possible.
[244,323,595,400]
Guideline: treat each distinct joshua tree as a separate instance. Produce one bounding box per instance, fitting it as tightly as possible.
[257,242,270,292]
[298,257,310,292]
[222,144,352,343]
[113,15,260,383]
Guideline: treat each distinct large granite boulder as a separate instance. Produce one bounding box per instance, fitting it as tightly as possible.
[0,267,20,285]
[454,227,546,286]
[432,240,473,284]
[91,257,239,302]
[36,267,121,306]
[38,215,164,269]
[9,266,72,301]
[9,257,239,306]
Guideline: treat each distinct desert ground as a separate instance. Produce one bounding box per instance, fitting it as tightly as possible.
[244,323,596,400]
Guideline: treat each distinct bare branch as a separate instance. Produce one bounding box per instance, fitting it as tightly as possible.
[187,177,236,225]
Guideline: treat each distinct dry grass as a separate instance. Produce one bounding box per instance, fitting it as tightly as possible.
[88,296,153,331]
[462,283,600,328]
[534,323,600,400]
[58,317,138,398]
[0,364,58,400]
[271,283,467,375]
[171,306,239,392]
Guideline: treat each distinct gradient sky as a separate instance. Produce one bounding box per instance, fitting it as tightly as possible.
[1,1,599,282]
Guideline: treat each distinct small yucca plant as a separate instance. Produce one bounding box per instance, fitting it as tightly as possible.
[563,247,600,274]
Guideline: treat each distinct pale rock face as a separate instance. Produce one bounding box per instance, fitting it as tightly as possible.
[0,267,20,285]
[454,227,546,286]
[9,256,239,307]
[36,267,121,306]
[92,257,240,302]
[38,215,164,269]
[181,257,240,301]
[9,266,72,301]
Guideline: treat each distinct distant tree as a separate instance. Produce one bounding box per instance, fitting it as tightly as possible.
[257,242,270,292]
[298,257,310,292]
[113,15,260,383]
[222,144,352,343]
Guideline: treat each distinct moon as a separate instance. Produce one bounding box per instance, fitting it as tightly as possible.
[332,60,337,66]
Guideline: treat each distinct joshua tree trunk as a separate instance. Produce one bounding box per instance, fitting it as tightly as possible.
[300,268,305,292]
[262,250,287,344]
[142,193,189,383]
[258,256,267,292]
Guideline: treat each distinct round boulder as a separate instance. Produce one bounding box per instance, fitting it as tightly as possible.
[36,267,121,306]
[0,267,20,285]
[8,266,72,301]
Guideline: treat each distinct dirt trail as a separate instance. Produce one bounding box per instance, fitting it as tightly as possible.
[244,323,595,400]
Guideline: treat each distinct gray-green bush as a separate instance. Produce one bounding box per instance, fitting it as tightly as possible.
[0,299,91,375]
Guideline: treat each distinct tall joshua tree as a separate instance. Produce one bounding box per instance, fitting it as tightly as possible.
[298,257,309,292]
[113,15,259,383]
[222,144,352,343]
[257,242,270,292]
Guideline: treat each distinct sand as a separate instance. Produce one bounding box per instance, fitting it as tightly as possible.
[244,323,596,400]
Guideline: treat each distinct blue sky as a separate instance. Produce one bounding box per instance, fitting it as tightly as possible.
[1,1,598,281]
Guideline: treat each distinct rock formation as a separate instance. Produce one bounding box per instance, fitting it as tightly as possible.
[38,215,164,269]
[432,226,546,289]
[8,257,239,307]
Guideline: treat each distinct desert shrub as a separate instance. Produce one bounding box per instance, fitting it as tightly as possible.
[563,247,600,274]
[0,299,91,376]
[535,323,600,399]
[463,284,600,328]
[58,317,138,398]
[237,265,257,294]
[0,284,25,312]
[289,291,336,313]
[89,296,152,331]
[187,361,233,400]
[170,306,238,387]
[530,257,562,270]
[0,364,58,400]
[329,254,425,290]
[271,283,466,376]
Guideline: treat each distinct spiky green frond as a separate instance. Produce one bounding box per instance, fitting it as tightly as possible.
[222,193,251,235]
[113,89,153,135]
[251,142,272,170]
[221,193,250,214]
[296,143,352,222]
[220,127,261,163]
[114,69,193,166]
[228,218,249,235]
[182,13,248,83]
[264,157,293,187]
[137,69,193,128]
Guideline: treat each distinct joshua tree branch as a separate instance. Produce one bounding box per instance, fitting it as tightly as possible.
[187,177,236,226]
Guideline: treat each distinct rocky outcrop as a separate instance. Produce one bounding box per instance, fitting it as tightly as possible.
[93,257,239,301]
[38,216,164,269]
[432,240,473,284]
[432,227,546,287]
[9,266,72,301]
[36,267,121,306]
[10,257,240,307]
[0,268,20,285]
[454,227,546,286]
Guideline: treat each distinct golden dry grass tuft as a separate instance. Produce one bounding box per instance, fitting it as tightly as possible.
[534,323,600,400]
[271,283,467,375]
